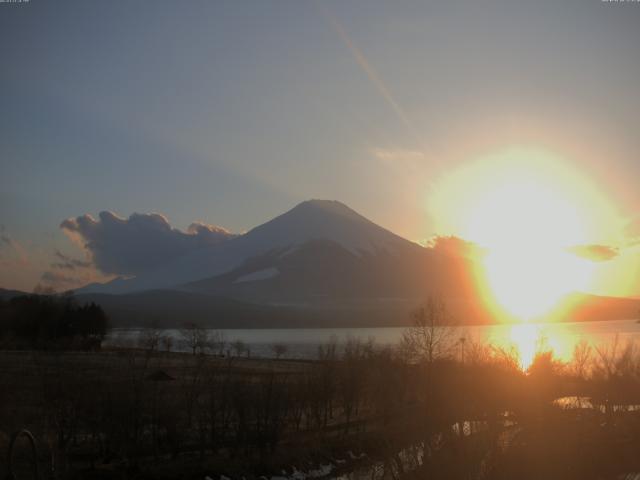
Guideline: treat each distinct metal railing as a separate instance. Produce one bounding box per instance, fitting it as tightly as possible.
[5,429,40,480]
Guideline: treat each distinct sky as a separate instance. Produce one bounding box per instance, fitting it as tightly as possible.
[1,0,639,295]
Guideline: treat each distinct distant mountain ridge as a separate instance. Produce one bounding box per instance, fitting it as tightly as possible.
[0,288,27,301]
[2,287,636,329]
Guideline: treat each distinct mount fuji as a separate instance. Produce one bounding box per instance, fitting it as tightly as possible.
[73,200,482,326]
[80,200,443,296]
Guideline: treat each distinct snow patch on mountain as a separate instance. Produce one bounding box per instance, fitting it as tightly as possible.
[234,268,280,283]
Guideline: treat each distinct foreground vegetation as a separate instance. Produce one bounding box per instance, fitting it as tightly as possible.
[3,299,640,479]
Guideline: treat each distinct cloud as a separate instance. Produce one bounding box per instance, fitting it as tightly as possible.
[40,271,81,287]
[60,211,235,276]
[36,268,101,293]
[0,226,29,266]
[186,221,235,243]
[567,244,619,262]
[51,249,92,270]
[38,253,107,292]
[423,235,486,260]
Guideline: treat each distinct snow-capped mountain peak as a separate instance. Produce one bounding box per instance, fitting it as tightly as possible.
[242,199,412,255]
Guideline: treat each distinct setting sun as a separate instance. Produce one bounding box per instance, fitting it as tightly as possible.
[428,148,622,321]
[469,175,594,320]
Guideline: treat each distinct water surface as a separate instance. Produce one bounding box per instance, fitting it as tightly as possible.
[106,319,640,367]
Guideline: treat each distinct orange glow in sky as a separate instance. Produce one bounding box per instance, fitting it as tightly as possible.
[428,148,627,321]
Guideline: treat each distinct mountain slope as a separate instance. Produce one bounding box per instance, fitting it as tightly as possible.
[186,237,477,305]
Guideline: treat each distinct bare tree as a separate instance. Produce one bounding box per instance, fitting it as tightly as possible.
[317,335,338,361]
[338,337,370,432]
[231,339,246,357]
[209,330,226,356]
[271,343,288,360]
[400,297,456,364]
[315,335,339,428]
[138,327,161,353]
[161,334,173,353]
[179,323,209,355]
[569,340,592,379]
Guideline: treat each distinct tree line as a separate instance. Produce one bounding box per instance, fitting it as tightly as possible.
[0,293,109,350]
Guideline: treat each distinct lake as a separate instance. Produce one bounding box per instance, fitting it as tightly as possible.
[105,319,640,368]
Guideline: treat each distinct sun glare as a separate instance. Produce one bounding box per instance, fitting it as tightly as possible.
[485,322,577,369]
[428,148,620,321]
[483,248,593,320]
[469,178,594,320]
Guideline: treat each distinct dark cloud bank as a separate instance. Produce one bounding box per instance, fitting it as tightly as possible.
[61,211,235,277]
